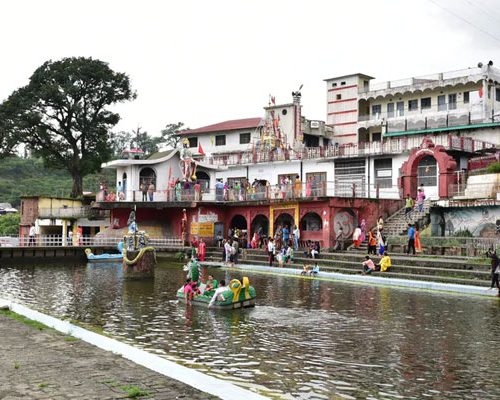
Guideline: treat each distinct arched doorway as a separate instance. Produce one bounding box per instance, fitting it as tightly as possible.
[417,155,438,199]
[139,167,156,188]
[300,212,322,231]
[251,214,269,237]
[122,172,127,200]
[274,213,294,234]
[230,214,247,232]
[196,171,210,193]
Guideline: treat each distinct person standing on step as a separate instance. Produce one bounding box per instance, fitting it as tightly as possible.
[368,229,377,255]
[353,225,362,249]
[407,223,416,255]
[282,225,290,247]
[267,238,275,266]
[293,225,300,251]
[417,186,426,213]
[415,224,422,254]
[405,194,414,220]
[487,249,500,292]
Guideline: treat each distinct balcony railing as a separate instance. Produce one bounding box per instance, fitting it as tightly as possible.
[197,135,494,168]
[1,235,183,248]
[449,182,500,199]
[99,181,406,204]
[38,207,110,220]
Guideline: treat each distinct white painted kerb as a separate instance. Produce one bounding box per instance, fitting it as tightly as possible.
[1,299,269,400]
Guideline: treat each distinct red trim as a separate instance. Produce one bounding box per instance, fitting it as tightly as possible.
[332,121,357,126]
[328,109,357,115]
[328,84,357,92]
[334,133,357,137]
[328,98,357,104]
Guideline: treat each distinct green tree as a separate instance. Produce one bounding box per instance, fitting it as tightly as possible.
[0,57,136,197]
[0,213,20,235]
[161,122,186,149]
[131,126,163,156]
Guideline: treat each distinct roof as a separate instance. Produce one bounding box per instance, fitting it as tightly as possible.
[384,122,500,138]
[180,118,263,136]
[324,73,375,81]
[146,149,176,160]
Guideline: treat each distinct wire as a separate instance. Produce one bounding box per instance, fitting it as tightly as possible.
[468,0,500,22]
[427,0,500,44]
[459,0,500,25]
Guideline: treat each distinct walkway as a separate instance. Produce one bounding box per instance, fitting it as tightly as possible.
[0,313,215,400]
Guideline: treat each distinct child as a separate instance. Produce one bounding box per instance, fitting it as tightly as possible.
[309,264,320,276]
[301,264,311,275]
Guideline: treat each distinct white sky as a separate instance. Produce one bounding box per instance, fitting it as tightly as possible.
[1,0,500,135]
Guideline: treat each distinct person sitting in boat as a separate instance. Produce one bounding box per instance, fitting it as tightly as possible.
[205,275,219,292]
[362,255,376,274]
[208,280,227,308]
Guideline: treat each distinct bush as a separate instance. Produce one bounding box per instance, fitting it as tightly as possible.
[486,162,500,174]
[453,229,473,237]
[0,213,20,235]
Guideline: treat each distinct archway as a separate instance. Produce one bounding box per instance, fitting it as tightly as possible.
[230,214,247,231]
[122,172,127,200]
[251,214,269,237]
[274,212,294,234]
[400,138,457,199]
[417,155,438,199]
[196,170,210,192]
[139,167,156,188]
[300,212,322,231]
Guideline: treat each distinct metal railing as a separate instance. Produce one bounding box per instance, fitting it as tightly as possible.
[388,235,500,253]
[1,235,183,248]
[98,181,407,204]
[197,135,494,168]
[449,182,500,199]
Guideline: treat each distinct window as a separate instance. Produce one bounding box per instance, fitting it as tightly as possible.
[239,132,251,144]
[408,99,418,111]
[396,101,404,117]
[438,95,446,111]
[188,137,198,148]
[496,88,500,102]
[363,80,369,91]
[448,93,457,110]
[215,135,226,146]
[372,104,382,118]
[341,81,346,86]
[300,213,322,231]
[336,94,342,100]
[417,156,437,186]
[374,158,392,188]
[464,91,470,104]
[387,103,395,118]
[332,82,337,87]
[421,97,431,109]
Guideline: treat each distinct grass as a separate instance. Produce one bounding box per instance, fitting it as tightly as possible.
[38,382,48,388]
[120,385,151,398]
[63,336,79,342]
[0,309,49,331]
[13,361,20,369]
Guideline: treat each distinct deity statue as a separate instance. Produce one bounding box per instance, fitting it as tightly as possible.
[180,138,197,181]
[127,210,138,234]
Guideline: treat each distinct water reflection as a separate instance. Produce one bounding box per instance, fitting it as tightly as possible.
[0,261,499,399]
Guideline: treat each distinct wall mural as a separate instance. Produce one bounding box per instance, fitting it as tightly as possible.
[333,210,356,238]
[443,206,500,237]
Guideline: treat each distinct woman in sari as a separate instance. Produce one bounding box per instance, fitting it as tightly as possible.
[198,238,206,261]
[415,225,422,254]
[360,219,366,243]
[305,176,312,197]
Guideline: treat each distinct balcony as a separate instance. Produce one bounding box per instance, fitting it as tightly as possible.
[38,206,110,220]
[358,106,485,132]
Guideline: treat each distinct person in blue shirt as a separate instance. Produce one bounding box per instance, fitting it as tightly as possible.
[407,223,416,255]
[282,225,290,246]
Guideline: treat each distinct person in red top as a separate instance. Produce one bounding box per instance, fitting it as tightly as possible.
[198,238,206,261]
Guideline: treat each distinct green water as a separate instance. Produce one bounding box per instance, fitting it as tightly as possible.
[1,260,499,399]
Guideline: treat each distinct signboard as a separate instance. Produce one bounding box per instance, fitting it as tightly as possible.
[190,222,214,237]
[198,214,218,223]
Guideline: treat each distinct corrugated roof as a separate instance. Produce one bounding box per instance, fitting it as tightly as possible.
[180,118,262,135]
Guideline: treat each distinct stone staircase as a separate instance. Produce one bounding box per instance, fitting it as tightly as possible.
[382,200,432,236]
[203,247,491,287]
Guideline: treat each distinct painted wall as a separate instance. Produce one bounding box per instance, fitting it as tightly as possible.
[435,206,500,237]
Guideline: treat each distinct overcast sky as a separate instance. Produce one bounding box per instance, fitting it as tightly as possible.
[1,0,499,136]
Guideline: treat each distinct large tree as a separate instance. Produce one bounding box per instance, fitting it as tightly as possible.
[0,57,136,197]
[161,122,186,149]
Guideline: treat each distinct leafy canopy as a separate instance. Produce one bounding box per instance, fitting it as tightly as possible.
[0,57,136,197]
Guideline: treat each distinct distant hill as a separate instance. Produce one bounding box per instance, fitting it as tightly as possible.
[0,157,116,207]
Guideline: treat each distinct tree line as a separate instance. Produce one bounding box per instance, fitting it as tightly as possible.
[0,57,185,198]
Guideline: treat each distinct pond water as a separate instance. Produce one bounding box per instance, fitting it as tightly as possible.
[1,260,499,399]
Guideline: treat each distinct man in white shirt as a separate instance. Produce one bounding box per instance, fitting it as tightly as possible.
[29,224,36,246]
[267,238,275,266]
[293,225,300,250]
[208,280,227,308]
